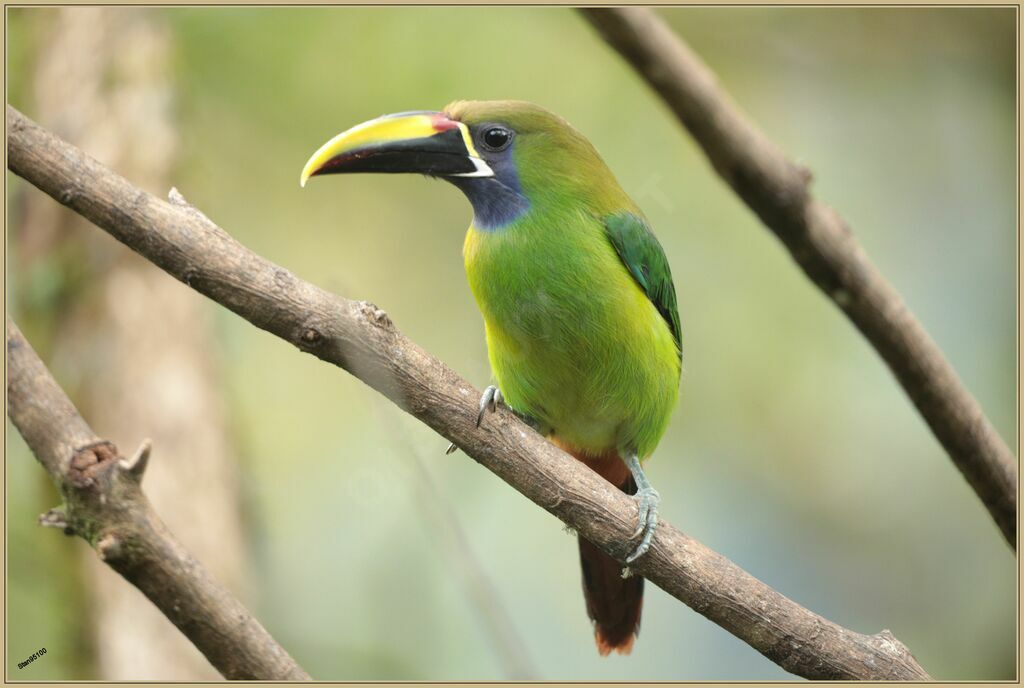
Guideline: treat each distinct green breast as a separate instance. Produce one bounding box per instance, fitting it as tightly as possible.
[463,211,680,458]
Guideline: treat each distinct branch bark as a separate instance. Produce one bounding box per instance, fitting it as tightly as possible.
[20,8,250,678]
[6,319,310,681]
[6,103,930,680]
[579,7,1017,549]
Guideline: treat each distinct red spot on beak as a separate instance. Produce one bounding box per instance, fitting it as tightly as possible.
[431,114,459,132]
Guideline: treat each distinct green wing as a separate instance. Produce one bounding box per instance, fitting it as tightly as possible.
[602,212,682,359]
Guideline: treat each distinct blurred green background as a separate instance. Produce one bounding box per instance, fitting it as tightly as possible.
[6,7,1016,680]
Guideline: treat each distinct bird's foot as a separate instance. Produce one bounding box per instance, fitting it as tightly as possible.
[476,385,503,427]
[626,486,660,563]
[445,385,504,455]
[623,451,660,563]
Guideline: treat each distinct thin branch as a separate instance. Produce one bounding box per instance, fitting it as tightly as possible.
[6,104,930,680]
[578,7,1017,549]
[6,319,310,681]
[375,403,539,680]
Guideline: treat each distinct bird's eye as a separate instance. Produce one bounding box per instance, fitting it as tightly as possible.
[481,126,513,151]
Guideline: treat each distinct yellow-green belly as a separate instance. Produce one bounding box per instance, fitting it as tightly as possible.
[464,219,680,460]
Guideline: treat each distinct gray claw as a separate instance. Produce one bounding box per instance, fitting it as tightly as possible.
[449,385,503,454]
[626,486,660,563]
[476,385,503,427]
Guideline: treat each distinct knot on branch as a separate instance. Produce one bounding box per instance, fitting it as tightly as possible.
[274,268,296,291]
[297,325,324,352]
[96,532,124,562]
[59,185,80,205]
[168,187,219,231]
[69,440,120,489]
[38,506,71,533]
[182,266,200,287]
[358,301,392,329]
[873,628,913,659]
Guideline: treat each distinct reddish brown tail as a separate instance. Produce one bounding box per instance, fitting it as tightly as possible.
[578,474,643,656]
[551,440,643,655]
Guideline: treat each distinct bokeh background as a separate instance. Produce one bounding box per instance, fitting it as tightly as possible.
[5,7,1017,680]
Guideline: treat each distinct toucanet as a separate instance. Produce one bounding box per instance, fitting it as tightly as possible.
[301,101,682,655]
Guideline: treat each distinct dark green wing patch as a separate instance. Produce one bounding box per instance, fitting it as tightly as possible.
[602,212,682,359]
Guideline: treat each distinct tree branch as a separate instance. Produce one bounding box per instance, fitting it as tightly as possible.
[6,319,310,680]
[6,103,930,680]
[578,7,1017,548]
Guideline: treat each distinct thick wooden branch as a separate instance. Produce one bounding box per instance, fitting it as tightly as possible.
[6,319,310,681]
[579,7,1017,548]
[7,104,930,680]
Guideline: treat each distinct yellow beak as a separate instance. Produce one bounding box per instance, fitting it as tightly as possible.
[299,111,492,187]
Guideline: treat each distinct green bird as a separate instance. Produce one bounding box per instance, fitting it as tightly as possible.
[301,101,681,655]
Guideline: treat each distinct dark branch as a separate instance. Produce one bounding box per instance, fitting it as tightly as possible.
[578,7,1017,548]
[6,319,310,681]
[6,103,930,680]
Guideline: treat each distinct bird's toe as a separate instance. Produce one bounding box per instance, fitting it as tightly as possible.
[476,385,502,427]
[626,487,660,563]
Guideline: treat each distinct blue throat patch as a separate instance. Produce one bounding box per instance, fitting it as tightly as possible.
[447,152,529,231]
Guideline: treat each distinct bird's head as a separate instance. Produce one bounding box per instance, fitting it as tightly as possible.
[300,100,630,229]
